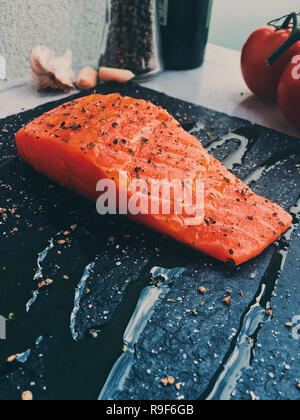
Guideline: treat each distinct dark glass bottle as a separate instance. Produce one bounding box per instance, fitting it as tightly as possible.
[160,0,213,70]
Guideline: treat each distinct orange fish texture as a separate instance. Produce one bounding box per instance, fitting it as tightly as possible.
[15,94,292,265]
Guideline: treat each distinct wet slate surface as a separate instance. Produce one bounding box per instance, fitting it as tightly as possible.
[232,224,300,401]
[0,82,299,400]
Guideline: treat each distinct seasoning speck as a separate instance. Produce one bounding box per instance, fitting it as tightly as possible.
[7,355,17,363]
[223,297,231,306]
[198,287,207,295]
[22,391,33,401]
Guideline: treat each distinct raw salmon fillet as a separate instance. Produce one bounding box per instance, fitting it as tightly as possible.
[15,94,292,265]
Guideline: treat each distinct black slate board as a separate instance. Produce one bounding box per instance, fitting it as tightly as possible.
[0,83,299,401]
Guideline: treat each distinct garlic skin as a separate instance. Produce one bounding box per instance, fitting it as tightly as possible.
[30,46,75,93]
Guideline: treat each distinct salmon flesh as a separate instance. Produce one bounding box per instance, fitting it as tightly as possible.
[15,94,292,265]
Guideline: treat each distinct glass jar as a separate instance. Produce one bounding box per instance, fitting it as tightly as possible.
[99,0,164,82]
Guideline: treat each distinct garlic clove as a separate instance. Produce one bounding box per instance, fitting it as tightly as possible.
[76,66,98,90]
[99,67,135,83]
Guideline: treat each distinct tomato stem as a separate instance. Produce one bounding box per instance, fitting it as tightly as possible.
[267,12,300,66]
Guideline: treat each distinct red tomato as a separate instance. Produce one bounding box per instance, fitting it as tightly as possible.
[241,25,300,100]
[278,55,300,128]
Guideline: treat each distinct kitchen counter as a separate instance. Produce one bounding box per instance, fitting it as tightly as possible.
[1,44,300,139]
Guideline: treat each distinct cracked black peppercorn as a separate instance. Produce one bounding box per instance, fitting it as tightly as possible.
[99,0,164,80]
